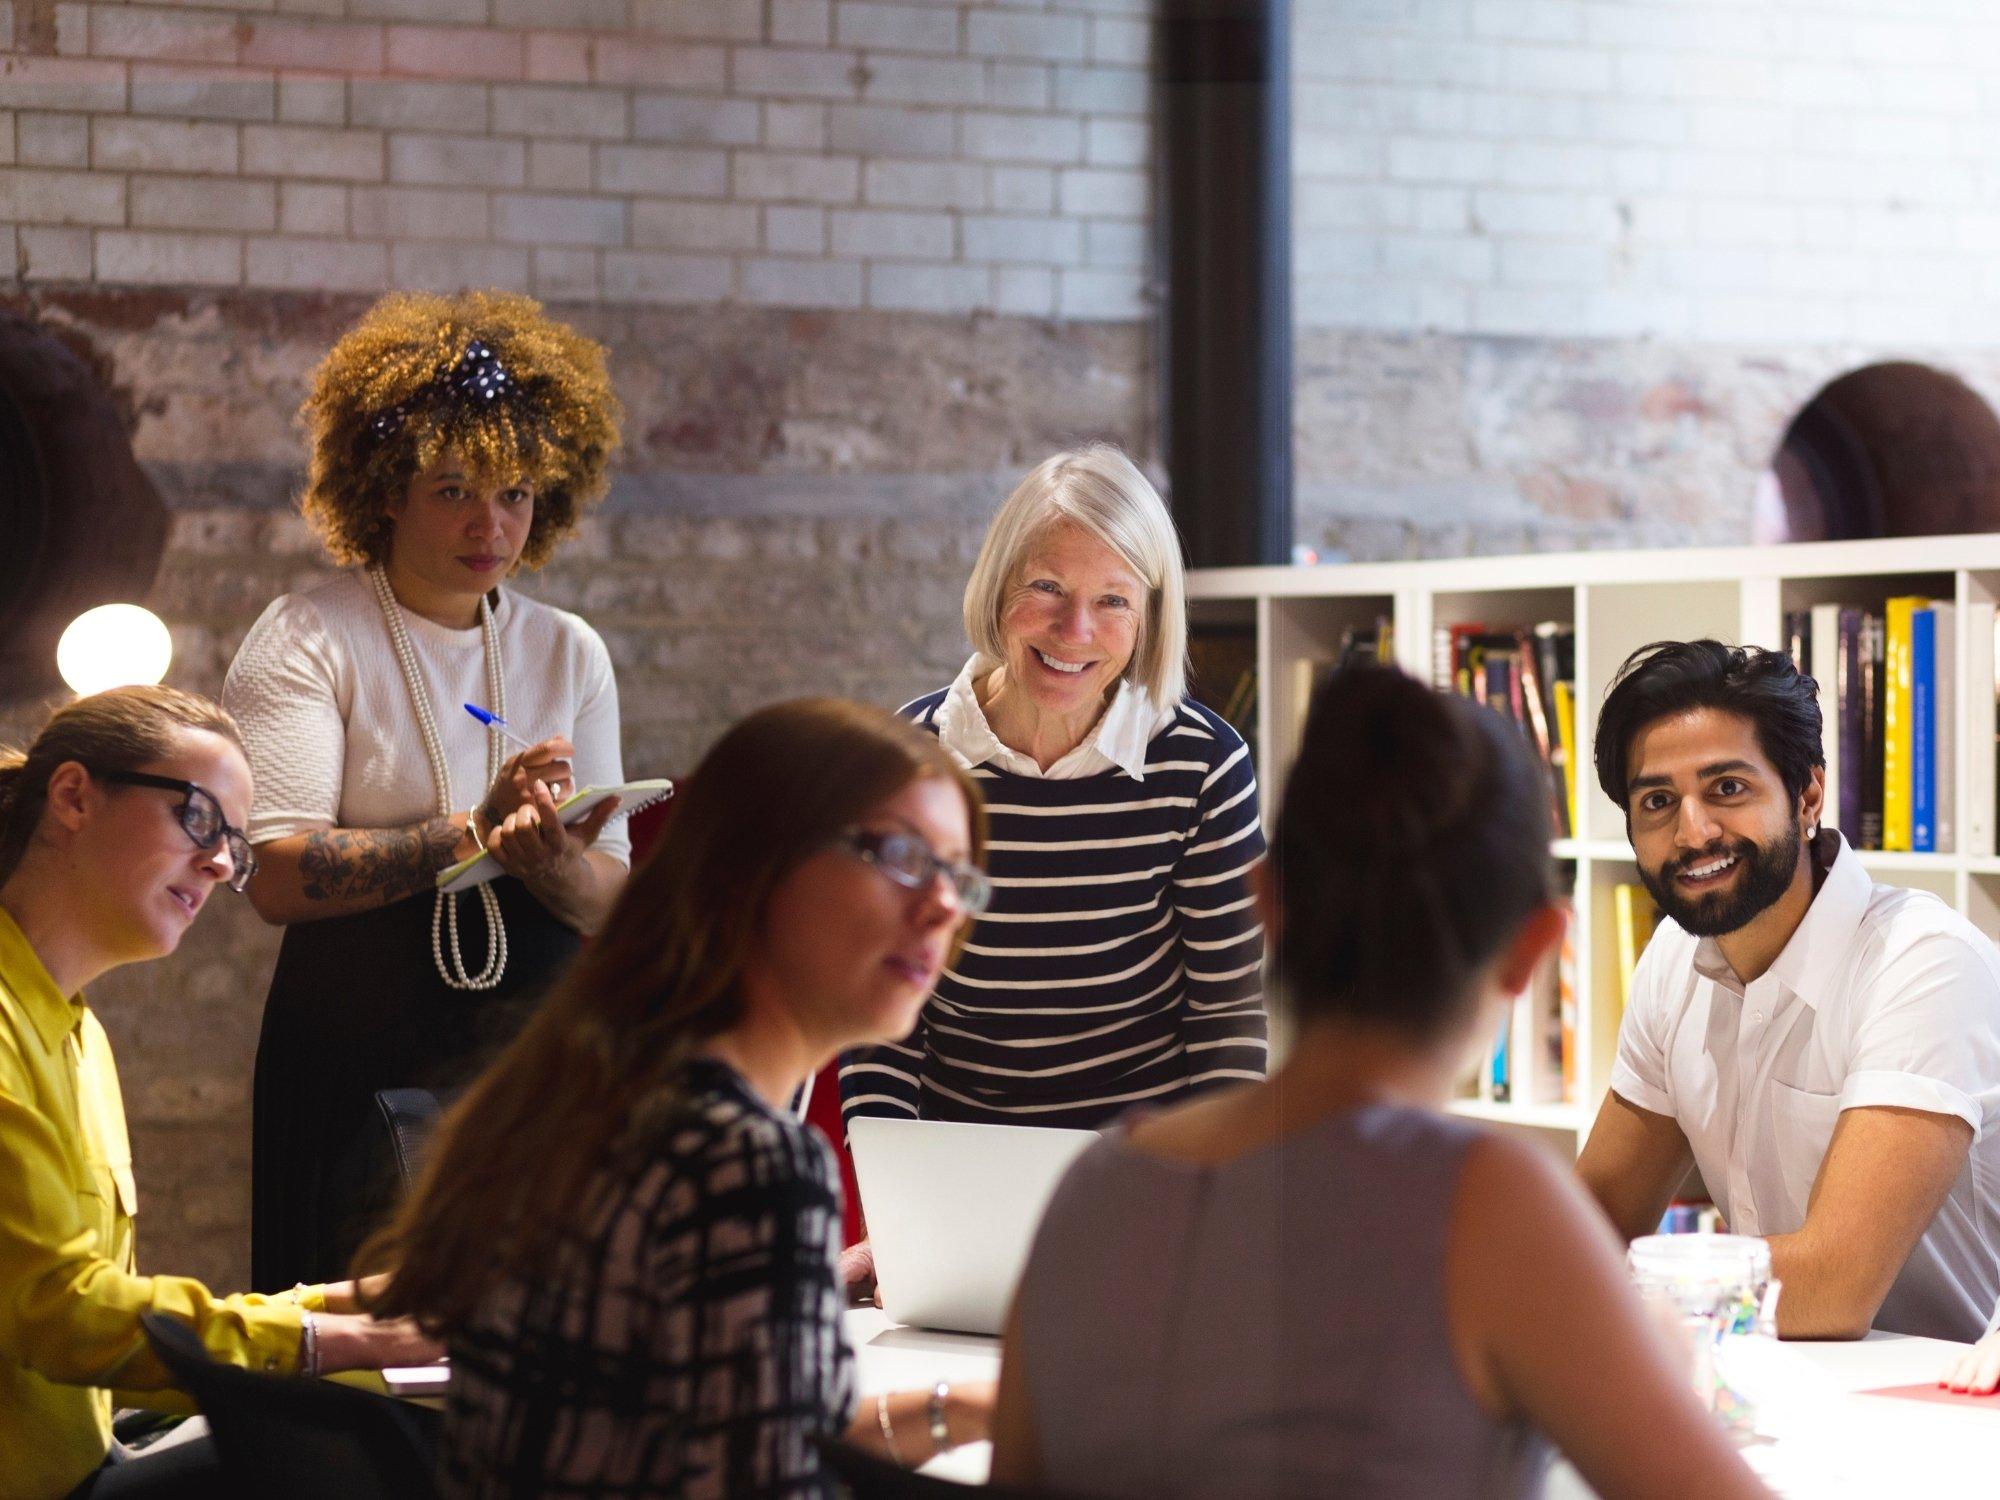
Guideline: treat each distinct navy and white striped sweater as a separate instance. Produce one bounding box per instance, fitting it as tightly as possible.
[839,693,1268,1131]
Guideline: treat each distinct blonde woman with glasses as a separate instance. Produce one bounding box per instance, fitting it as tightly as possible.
[0,687,431,1500]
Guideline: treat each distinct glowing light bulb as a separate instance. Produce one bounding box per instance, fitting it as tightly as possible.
[57,604,173,696]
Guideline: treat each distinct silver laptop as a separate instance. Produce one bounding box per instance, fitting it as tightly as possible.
[848,1116,1097,1336]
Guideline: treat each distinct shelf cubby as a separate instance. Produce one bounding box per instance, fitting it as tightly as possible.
[1187,532,2000,1153]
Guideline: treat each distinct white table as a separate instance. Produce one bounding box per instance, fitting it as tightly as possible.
[848,1309,1000,1484]
[847,1310,2000,1494]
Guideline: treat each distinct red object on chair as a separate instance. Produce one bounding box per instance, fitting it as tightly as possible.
[626,792,864,1248]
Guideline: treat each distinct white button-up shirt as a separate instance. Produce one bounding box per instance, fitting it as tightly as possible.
[1610,831,2000,1341]
[932,653,1177,781]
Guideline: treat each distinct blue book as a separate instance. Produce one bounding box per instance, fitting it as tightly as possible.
[1489,1011,1511,1103]
[1913,605,1936,852]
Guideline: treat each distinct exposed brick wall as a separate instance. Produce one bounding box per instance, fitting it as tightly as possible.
[1293,0,2000,344]
[1294,331,2000,561]
[0,1,1157,1287]
[0,285,1151,1291]
[2,0,1153,319]
[1289,0,2000,560]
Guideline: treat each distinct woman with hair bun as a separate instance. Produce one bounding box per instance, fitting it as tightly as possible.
[223,289,631,1290]
[0,686,431,1500]
[991,664,1772,1500]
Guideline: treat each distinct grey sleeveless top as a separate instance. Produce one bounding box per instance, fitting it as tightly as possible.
[1014,1102,1552,1499]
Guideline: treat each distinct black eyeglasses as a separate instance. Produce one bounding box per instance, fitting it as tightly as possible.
[836,828,991,917]
[93,770,257,894]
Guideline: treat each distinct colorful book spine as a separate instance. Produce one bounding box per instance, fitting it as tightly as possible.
[1512,952,1564,1106]
[1553,680,1578,838]
[1933,602,1957,855]
[1838,608,1864,838]
[1515,633,1566,838]
[1860,613,1886,850]
[1488,1007,1511,1103]
[1811,604,1841,835]
[1884,596,1925,851]
[1913,604,1936,852]
[1785,610,1811,675]
[1613,883,1657,1016]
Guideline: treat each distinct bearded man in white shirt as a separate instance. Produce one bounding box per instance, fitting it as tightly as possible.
[1576,639,2000,1342]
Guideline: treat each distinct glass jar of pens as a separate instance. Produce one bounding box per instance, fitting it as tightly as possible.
[1627,1234,1782,1438]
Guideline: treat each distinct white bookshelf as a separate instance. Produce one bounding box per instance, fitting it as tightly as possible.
[1189,532,2000,1153]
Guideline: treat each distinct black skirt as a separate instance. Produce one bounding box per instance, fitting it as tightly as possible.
[249,878,581,1291]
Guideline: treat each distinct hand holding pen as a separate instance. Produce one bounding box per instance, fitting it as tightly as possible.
[465,704,576,824]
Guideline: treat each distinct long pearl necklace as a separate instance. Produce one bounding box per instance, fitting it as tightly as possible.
[368,563,508,991]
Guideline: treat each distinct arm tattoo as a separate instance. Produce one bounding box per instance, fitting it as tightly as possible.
[297,818,461,905]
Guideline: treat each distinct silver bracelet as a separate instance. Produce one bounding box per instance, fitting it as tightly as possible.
[876,1389,903,1465]
[298,1311,321,1379]
[928,1380,950,1450]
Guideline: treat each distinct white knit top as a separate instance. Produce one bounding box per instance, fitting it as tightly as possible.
[222,571,631,869]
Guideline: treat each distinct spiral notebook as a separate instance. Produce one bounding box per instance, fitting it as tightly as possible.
[436,778,675,893]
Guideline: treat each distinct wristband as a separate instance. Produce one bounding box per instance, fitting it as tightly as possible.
[298,1311,321,1379]
[876,1390,902,1465]
[928,1380,950,1450]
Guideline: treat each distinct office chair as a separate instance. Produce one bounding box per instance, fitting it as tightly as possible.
[373,1086,443,1186]
[139,1311,441,1500]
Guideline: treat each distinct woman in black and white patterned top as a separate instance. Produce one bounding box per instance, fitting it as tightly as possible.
[362,698,995,1498]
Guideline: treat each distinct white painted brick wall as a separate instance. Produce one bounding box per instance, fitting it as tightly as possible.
[2,0,1151,320]
[1295,0,2000,346]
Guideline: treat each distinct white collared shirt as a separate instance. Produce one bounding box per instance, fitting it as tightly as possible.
[1610,831,2000,1340]
[931,654,1178,781]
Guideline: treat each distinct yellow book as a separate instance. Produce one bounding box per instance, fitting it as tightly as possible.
[1613,883,1657,1016]
[1552,680,1578,837]
[1884,596,1926,851]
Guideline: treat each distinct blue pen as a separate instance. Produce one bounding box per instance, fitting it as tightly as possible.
[463,703,538,753]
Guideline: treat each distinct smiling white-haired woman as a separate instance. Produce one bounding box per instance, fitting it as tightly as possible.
[840,444,1268,1148]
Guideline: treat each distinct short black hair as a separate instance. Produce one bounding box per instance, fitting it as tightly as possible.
[1593,640,1824,814]
[1272,663,1556,1038]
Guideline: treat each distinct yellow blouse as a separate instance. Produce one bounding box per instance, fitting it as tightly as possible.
[0,908,323,1500]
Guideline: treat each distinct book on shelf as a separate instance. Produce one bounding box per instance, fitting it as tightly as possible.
[1434,621,1576,839]
[1512,936,1565,1106]
[1811,604,1842,839]
[1552,680,1578,836]
[1884,596,1923,850]
[1968,603,1998,858]
[1789,599,1969,856]
[1935,602,1956,855]
[1286,615,1395,764]
[1913,605,1936,852]
[1861,612,1886,851]
[1838,608,1864,838]
[1613,883,1657,1016]
[1910,603,1956,853]
[1467,897,1574,1110]
[1188,624,1259,762]
[1784,611,1810,685]
[1487,1007,1511,1104]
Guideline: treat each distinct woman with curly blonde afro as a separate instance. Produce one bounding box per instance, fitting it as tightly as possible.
[223,290,635,1290]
